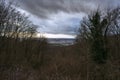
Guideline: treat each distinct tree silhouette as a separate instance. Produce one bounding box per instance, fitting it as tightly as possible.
[77,10,109,64]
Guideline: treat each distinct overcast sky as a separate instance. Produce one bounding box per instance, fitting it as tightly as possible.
[8,0,120,38]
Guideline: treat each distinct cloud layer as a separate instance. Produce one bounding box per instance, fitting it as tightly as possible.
[8,0,120,37]
[13,0,120,19]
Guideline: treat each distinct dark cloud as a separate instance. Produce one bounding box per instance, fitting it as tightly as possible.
[9,0,120,19]
[5,0,110,18]
[7,0,120,20]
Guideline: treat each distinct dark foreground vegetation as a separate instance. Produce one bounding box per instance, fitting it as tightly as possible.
[0,0,120,80]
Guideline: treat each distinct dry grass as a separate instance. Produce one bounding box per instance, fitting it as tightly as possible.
[0,37,120,80]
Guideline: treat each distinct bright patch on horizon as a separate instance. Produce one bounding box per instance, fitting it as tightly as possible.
[37,33,76,38]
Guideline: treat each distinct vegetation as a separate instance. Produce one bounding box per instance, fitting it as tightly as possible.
[0,0,48,78]
[0,0,120,80]
[76,7,120,80]
[79,10,108,64]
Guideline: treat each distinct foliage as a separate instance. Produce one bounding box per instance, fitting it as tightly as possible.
[77,10,107,64]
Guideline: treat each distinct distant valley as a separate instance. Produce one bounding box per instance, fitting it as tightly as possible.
[47,38,75,45]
